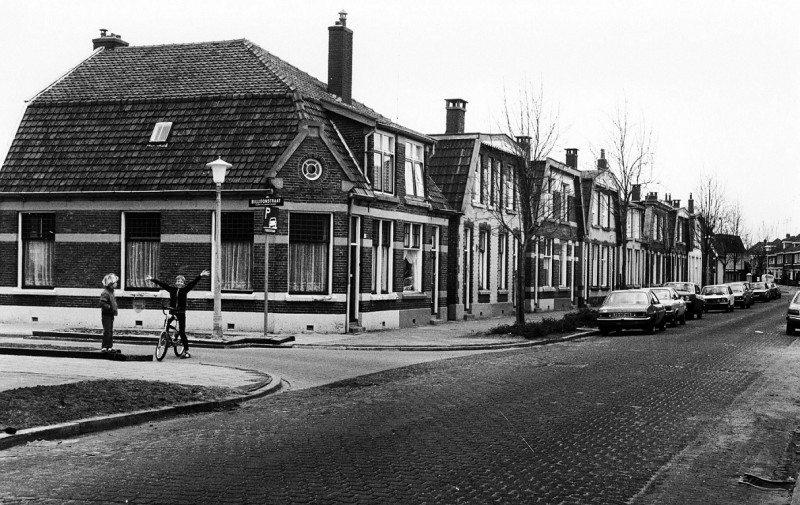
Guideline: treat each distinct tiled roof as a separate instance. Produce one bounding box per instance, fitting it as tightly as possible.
[425,176,451,212]
[427,137,478,211]
[714,233,746,254]
[0,39,404,194]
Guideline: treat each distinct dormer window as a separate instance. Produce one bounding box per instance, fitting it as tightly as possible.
[404,141,425,198]
[372,131,394,194]
[149,122,173,143]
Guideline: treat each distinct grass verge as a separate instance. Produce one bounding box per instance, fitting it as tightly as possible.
[0,379,238,431]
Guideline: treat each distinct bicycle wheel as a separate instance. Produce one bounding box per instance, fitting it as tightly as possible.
[173,335,186,357]
[155,331,169,361]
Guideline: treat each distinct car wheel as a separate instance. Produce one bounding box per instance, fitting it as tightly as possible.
[600,327,610,336]
[671,316,678,327]
[787,323,795,336]
[697,310,703,319]
[646,319,656,335]
[679,312,686,325]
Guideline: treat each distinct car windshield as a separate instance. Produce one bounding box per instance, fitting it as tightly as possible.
[752,283,765,290]
[793,292,800,304]
[702,287,726,295]
[729,285,743,293]
[651,289,672,299]
[604,292,648,305]
[668,283,691,292]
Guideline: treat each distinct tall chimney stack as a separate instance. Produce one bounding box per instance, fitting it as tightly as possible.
[445,99,468,134]
[92,29,129,50]
[688,193,694,213]
[596,149,608,170]
[328,10,353,104]
[632,184,641,202]
[565,148,578,169]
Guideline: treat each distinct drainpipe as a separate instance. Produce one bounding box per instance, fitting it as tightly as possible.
[534,238,539,311]
[344,197,354,334]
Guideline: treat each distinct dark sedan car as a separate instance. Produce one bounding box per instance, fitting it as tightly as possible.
[597,289,667,335]
[727,282,753,308]
[665,282,704,319]
[650,287,687,326]
[749,281,771,302]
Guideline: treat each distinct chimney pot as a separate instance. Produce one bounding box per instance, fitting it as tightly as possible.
[445,98,468,134]
[596,149,608,170]
[92,29,129,50]
[632,184,641,202]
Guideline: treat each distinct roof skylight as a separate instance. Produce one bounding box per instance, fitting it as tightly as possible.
[149,122,173,143]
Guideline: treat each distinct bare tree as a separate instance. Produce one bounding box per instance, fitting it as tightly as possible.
[749,220,776,278]
[695,174,728,285]
[599,100,655,288]
[497,83,563,325]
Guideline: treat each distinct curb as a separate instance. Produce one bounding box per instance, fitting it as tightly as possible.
[29,331,295,348]
[0,374,284,451]
[0,346,153,361]
[293,329,599,351]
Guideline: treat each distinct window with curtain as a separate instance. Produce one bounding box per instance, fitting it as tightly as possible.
[478,229,489,289]
[372,220,393,293]
[402,223,422,292]
[222,212,253,291]
[125,213,160,289]
[373,132,395,194]
[289,213,330,294]
[541,238,553,287]
[404,141,425,198]
[498,233,507,290]
[21,213,55,288]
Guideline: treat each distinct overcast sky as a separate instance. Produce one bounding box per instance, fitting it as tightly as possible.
[1,0,797,242]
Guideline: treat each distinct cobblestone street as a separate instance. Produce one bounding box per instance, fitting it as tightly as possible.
[2,301,799,504]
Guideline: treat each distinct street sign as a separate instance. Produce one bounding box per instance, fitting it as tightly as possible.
[263,206,279,231]
[249,197,284,207]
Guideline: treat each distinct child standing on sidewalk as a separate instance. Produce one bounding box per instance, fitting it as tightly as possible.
[99,273,119,353]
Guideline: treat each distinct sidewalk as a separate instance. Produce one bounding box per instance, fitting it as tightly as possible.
[0,309,578,350]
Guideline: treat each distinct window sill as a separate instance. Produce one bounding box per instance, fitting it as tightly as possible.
[538,286,556,292]
[478,289,491,295]
[497,289,509,295]
[285,294,335,302]
[369,292,399,301]
[405,197,431,209]
[374,193,400,204]
[401,291,427,299]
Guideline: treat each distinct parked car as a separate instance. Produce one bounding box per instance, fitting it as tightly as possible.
[727,282,753,308]
[701,284,735,312]
[665,282,704,319]
[650,287,687,326]
[597,289,667,335]
[787,291,800,335]
[749,281,771,302]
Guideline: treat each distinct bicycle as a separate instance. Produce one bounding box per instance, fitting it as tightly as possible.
[155,306,187,361]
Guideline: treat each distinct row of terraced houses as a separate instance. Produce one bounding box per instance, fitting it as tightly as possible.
[0,13,708,335]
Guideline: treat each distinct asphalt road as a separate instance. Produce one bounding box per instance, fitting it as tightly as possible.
[1,297,799,504]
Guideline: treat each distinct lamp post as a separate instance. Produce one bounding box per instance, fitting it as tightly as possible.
[207,157,231,339]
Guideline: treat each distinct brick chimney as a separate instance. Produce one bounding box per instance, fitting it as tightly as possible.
[646,191,658,201]
[632,184,641,202]
[565,148,578,169]
[596,149,608,170]
[445,99,468,134]
[516,136,531,159]
[328,10,353,105]
[92,29,129,50]
[688,193,694,213]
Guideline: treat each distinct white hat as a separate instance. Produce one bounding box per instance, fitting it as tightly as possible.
[102,273,119,287]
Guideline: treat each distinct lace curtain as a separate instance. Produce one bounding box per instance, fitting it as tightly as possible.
[24,240,53,286]
[222,241,252,291]
[126,241,159,288]
[289,242,327,293]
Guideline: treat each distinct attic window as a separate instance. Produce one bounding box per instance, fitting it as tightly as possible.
[149,122,173,143]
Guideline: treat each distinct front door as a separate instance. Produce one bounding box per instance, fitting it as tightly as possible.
[348,216,360,323]
[463,226,472,313]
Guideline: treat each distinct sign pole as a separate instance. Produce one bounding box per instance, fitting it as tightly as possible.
[264,230,270,337]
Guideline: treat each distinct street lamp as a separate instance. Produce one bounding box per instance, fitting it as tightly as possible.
[207,157,231,338]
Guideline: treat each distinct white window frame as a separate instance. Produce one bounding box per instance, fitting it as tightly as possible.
[541,238,553,287]
[372,131,395,194]
[150,122,172,143]
[402,223,423,292]
[404,141,425,198]
[372,220,394,293]
[498,233,507,290]
[478,229,489,290]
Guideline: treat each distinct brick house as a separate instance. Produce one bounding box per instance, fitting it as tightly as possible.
[0,13,454,334]
[530,155,582,311]
[578,151,621,306]
[428,100,521,320]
